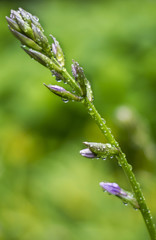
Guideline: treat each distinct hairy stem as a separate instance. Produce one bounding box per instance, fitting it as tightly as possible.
[83,97,156,240]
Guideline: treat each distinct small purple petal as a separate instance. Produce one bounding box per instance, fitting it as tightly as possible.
[52,43,57,55]
[80,148,97,158]
[71,63,77,78]
[99,182,123,196]
[44,84,66,93]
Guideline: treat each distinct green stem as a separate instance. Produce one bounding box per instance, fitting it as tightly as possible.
[83,97,156,240]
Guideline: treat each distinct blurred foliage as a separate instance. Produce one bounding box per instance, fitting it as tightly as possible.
[0,0,156,239]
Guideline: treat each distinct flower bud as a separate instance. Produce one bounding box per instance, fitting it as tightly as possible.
[32,23,49,48]
[82,142,119,159]
[72,60,86,95]
[6,16,21,32]
[22,47,61,72]
[18,8,31,23]
[99,182,139,209]
[18,8,43,31]
[15,16,34,39]
[80,148,97,158]
[51,35,65,67]
[85,79,93,102]
[71,60,93,101]
[9,27,42,51]
[99,182,126,196]
[43,84,82,102]
[10,10,22,21]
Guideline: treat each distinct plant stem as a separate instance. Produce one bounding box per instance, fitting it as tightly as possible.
[83,97,156,240]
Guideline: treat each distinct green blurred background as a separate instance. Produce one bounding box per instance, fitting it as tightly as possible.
[0,0,156,239]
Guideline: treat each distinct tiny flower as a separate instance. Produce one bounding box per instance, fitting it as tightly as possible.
[32,23,49,48]
[80,148,97,158]
[99,182,127,196]
[50,35,65,67]
[71,60,93,101]
[99,182,139,209]
[44,84,82,102]
[71,60,86,95]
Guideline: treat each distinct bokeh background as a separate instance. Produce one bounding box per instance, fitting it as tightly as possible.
[0,0,156,239]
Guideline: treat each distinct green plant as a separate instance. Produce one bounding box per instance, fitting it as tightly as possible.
[6,8,156,239]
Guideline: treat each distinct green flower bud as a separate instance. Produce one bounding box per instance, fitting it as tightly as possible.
[72,60,86,95]
[6,16,21,32]
[51,35,65,67]
[22,47,61,72]
[85,79,93,102]
[10,10,22,21]
[9,27,42,51]
[44,84,82,102]
[18,8,31,23]
[15,16,34,39]
[83,142,119,159]
[32,23,49,48]
[18,8,43,31]
[71,60,93,101]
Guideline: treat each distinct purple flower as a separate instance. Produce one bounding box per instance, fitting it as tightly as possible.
[99,182,139,209]
[99,182,127,196]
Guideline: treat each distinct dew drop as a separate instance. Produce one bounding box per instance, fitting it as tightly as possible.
[101,118,106,124]
[62,98,69,103]
[133,207,138,211]
[56,79,62,83]
[123,202,128,206]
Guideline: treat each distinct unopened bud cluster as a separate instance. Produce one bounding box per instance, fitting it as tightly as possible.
[6,8,93,103]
